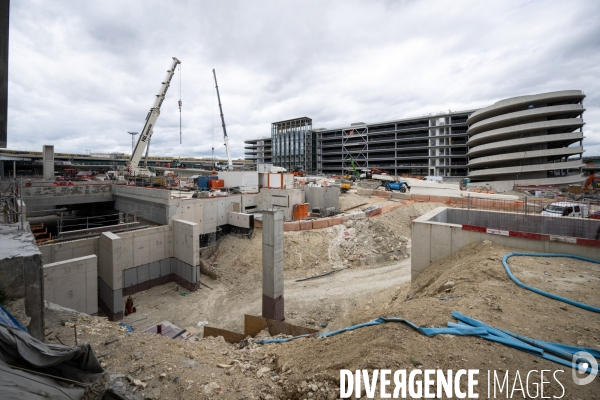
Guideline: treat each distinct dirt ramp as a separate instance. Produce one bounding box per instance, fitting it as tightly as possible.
[407,240,510,300]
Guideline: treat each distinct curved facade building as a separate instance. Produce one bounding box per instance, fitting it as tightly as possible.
[466,90,586,188]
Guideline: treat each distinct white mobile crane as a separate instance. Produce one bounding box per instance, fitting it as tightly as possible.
[212,68,233,171]
[110,57,181,181]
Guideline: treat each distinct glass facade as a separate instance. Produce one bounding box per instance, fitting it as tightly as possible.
[271,117,315,173]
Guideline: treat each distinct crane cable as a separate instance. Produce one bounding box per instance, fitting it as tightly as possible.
[178,64,182,144]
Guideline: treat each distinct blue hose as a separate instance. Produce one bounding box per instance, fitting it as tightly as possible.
[253,253,600,371]
[254,311,599,373]
[502,252,600,313]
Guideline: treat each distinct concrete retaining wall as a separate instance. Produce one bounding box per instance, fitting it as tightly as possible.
[121,257,199,297]
[445,208,600,240]
[304,186,340,212]
[115,195,172,225]
[43,255,97,315]
[412,207,600,281]
[228,211,254,229]
[118,225,173,269]
[173,219,199,268]
[258,189,303,221]
[40,237,99,264]
[23,184,113,211]
[95,222,200,320]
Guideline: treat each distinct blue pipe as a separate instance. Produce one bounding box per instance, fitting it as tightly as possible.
[502,252,600,313]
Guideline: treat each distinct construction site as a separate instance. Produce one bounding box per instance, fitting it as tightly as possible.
[0,15,599,400]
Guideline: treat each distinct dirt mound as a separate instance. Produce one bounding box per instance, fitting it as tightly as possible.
[7,234,598,398]
[213,201,442,282]
[264,240,600,398]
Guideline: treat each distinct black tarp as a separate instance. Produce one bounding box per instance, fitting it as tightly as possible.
[0,322,106,399]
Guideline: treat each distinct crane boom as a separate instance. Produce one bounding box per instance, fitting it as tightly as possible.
[129,57,181,173]
[213,68,233,169]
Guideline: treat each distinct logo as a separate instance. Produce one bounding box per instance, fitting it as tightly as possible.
[572,351,598,386]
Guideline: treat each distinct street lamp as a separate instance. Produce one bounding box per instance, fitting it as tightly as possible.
[128,132,139,155]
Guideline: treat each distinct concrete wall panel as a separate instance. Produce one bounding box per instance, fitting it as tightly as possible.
[115,196,169,225]
[202,199,217,233]
[123,268,137,287]
[430,223,452,261]
[137,264,149,283]
[241,194,258,211]
[412,206,600,280]
[149,261,160,280]
[227,211,253,228]
[98,232,122,290]
[173,219,200,268]
[112,288,123,313]
[40,237,98,265]
[43,255,97,315]
[160,259,171,276]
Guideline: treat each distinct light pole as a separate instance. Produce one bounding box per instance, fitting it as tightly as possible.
[128,132,139,155]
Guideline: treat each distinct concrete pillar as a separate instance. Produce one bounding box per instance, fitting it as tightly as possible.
[23,253,44,341]
[262,209,284,320]
[17,198,26,223]
[43,145,54,180]
[172,219,200,291]
[98,232,123,320]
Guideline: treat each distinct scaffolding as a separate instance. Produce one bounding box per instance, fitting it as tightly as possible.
[0,179,25,230]
[342,126,368,174]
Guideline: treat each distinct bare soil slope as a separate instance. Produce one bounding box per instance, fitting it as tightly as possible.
[11,240,597,399]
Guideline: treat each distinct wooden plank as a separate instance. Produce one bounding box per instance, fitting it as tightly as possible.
[244,314,268,337]
[244,314,318,338]
[203,326,246,344]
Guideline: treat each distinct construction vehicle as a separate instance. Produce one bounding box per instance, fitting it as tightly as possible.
[383,181,410,193]
[213,69,234,171]
[56,168,77,181]
[340,180,352,193]
[171,159,186,169]
[292,165,306,177]
[344,157,361,181]
[370,168,388,176]
[110,57,181,181]
[460,178,471,190]
[584,173,599,191]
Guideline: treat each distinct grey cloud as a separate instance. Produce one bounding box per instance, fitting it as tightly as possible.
[6,0,600,157]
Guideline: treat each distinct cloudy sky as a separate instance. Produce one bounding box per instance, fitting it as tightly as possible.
[7,0,600,159]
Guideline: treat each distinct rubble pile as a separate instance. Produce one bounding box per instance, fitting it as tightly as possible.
[336,218,408,262]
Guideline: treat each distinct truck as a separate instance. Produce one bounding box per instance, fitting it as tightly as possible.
[541,202,590,218]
